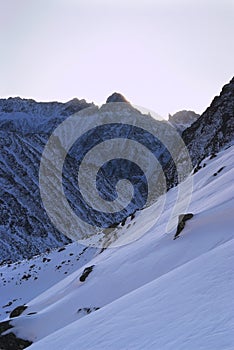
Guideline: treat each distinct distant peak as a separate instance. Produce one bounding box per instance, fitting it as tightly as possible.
[67,98,80,103]
[169,110,200,123]
[66,97,88,105]
[106,92,129,104]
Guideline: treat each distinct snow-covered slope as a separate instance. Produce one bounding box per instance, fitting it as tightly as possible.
[1,144,233,349]
[0,244,97,321]
[29,240,234,350]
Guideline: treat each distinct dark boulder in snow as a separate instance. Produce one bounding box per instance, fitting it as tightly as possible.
[79,265,95,282]
[10,305,27,318]
[174,213,194,240]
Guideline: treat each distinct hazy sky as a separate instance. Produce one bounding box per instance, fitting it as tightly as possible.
[0,0,233,117]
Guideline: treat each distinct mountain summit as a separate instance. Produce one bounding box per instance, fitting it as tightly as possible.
[106,92,129,104]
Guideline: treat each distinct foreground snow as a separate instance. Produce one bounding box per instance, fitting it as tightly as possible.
[1,145,234,349]
[0,244,97,321]
[29,239,234,350]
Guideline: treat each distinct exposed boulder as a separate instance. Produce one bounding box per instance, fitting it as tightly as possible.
[174,213,194,240]
[10,305,27,318]
[79,265,95,282]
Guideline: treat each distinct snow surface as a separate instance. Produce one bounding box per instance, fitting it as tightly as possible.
[29,239,234,350]
[0,244,97,320]
[1,145,234,349]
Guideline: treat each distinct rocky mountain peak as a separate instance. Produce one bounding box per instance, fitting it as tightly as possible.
[106,92,129,104]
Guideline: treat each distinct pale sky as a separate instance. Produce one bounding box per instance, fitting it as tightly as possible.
[0,0,233,117]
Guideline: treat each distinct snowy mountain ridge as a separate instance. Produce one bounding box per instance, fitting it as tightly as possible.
[0,77,233,264]
[0,97,94,133]
[0,101,186,262]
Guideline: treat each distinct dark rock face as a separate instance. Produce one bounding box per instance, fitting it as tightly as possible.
[0,320,32,350]
[182,77,234,166]
[0,98,179,262]
[0,98,93,263]
[0,321,13,336]
[106,92,129,104]
[0,332,32,350]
